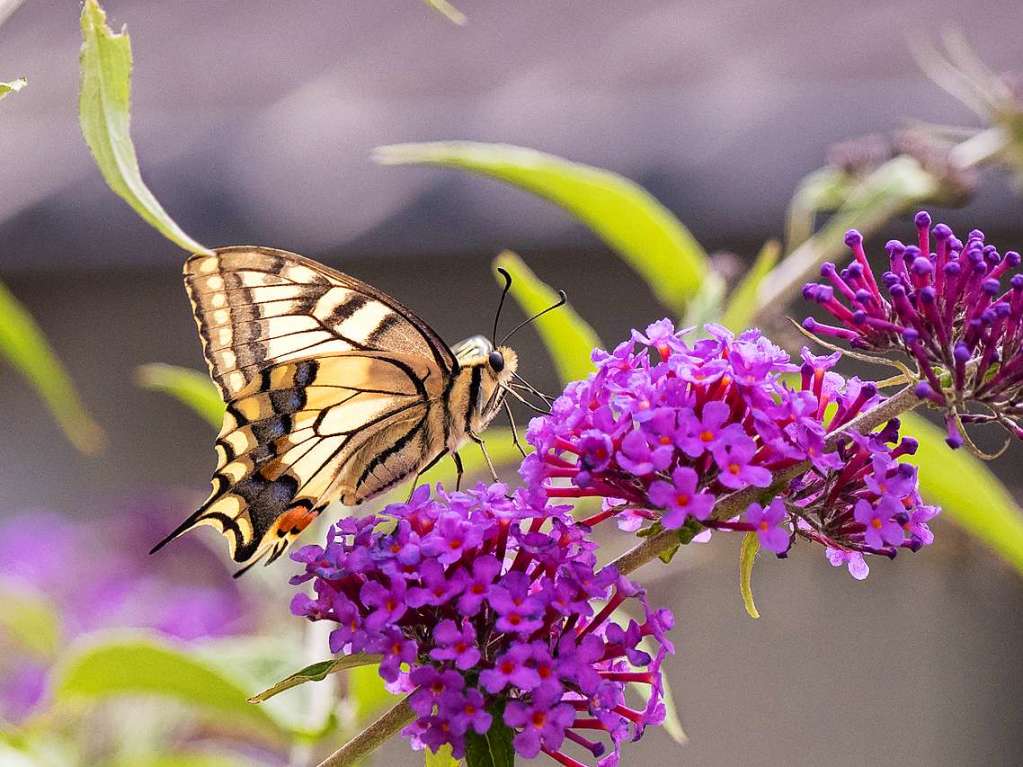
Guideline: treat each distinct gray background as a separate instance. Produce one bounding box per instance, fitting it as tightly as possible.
[1,1,1022,765]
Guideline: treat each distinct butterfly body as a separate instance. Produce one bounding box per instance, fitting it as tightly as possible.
[152,246,517,569]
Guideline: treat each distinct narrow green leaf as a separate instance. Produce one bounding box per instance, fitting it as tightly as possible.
[739,532,761,619]
[136,363,223,428]
[248,654,383,704]
[493,250,601,385]
[0,77,26,100]
[51,633,287,738]
[464,705,514,767]
[375,142,709,312]
[79,0,211,255]
[426,744,462,767]
[720,240,781,333]
[424,0,466,25]
[0,279,106,454]
[784,167,852,249]
[901,411,1023,575]
[682,270,726,329]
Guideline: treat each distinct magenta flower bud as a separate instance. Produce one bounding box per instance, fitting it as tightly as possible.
[800,212,1023,449]
[844,229,863,247]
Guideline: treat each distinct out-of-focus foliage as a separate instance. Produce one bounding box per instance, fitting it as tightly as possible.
[136,364,224,428]
[0,280,105,454]
[901,411,1023,573]
[79,0,211,255]
[720,240,779,333]
[50,635,288,739]
[423,0,466,26]
[492,250,601,385]
[0,76,25,100]
[375,141,709,313]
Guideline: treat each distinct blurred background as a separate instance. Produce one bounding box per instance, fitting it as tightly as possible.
[2,1,1023,766]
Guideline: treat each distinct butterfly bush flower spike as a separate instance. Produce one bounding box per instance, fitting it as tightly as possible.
[522,321,938,577]
[291,483,672,766]
[803,211,1023,450]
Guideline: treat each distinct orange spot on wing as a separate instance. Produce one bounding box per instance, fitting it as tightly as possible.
[277,505,319,534]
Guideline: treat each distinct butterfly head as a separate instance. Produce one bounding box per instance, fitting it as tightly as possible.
[479,344,518,422]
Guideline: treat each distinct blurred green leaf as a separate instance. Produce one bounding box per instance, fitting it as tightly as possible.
[424,0,466,25]
[0,77,26,100]
[682,270,726,329]
[901,411,1023,575]
[0,279,106,454]
[426,744,462,767]
[720,240,781,333]
[51,634,288,740]
[784,167,851,249]
[248,654,382,704]
[79,0,211,255]
[464,705,514,767]
[0,584,60,658]
[349,663,397,723]
[375,142,709,313]
[493,250,601,385]
[136,363,223,427]
[739,532,761,619]
[759,156,939,319]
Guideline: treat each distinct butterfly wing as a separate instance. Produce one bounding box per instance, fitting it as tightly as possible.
[153,352,449,568]
[183,246,457,400]
[155,247,460,568]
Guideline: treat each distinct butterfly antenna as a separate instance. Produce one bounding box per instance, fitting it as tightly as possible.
[501,384,551,414]
[492,267,513,345]
[499,289,567,346]
[511,372,554,404]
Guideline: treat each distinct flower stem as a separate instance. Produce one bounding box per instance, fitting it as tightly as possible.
[315,695,415,767]
[610,384,922,577]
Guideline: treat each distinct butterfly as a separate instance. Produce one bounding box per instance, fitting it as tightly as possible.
[151,246,560,572]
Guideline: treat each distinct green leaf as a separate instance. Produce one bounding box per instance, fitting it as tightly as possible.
[0,279,106,454]
[720,240,781,333]
[426,744,462,767]
[424,0,466,25]
[0,584,61,658]
[349,663,397,723]
[739,532,761,619]
[784,167,852,249]
[0,77,26,100]
[901,411,1023,575]
[136,363,223,428]
[681,270,726,329]
[51,633,287,739]
[493,250,601,385]
[248,654,383,704]
[79,0,211,255]
[464,705,514,767]
[375,142,709,313]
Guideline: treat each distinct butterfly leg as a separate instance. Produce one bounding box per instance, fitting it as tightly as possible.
[407,449,450,501]
[503,399,528,458]
[452,451,465,491]
[468,432,499,482]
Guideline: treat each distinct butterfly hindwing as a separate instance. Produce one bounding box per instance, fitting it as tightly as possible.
[183,247,456,401]
[153,352,449,567]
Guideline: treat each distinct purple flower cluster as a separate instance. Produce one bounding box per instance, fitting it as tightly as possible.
[521,320,937,578]
[290,484,672,767]
[803,211,1023,449]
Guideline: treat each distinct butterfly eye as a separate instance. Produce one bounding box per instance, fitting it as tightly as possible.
[488,350,505,373]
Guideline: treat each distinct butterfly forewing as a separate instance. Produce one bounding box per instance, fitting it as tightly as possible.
[183,247,455,399]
